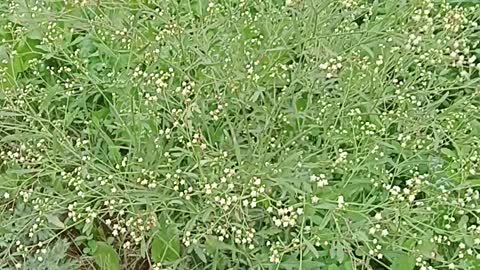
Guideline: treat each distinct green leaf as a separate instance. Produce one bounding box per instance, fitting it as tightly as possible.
[205,236,240,254]
[296,97,308,111]
[88,240,98,253]
[391,254,415,270]
[260,227,282,235]
[354,230,369,241]
[458,215,469,232]
[45,214,65,229]
[194,245,207,263]
[336,244,345,263]
[417,239,435,258]
[93,242,121,270]
[151,222,181,263]
[440,148,456,158]
[328,265,340,270]
[342,260,354,270]
[314,203,337,210]
[304,239,320,258]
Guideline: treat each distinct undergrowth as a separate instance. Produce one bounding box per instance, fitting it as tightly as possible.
[1,0,480,269]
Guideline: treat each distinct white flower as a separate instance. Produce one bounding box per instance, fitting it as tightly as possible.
[468,55,477,63]
[274,219,281,227]
[337,196,345,209]
[3,192,9,199]
[317,179,328,187]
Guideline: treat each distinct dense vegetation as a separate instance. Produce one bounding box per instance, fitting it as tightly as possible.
[1,0,480,269]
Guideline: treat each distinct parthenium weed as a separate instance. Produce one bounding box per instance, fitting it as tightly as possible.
[1,0,480,270]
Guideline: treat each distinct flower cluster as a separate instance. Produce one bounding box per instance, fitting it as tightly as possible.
[3,0,480,269]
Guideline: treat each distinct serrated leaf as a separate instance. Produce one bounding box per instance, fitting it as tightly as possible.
[93,242,121,270]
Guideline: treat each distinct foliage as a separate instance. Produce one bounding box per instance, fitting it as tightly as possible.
[93,242,121,270]
[1,0,480,269]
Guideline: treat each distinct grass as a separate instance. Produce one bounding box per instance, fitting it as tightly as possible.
[1,0,480,269]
